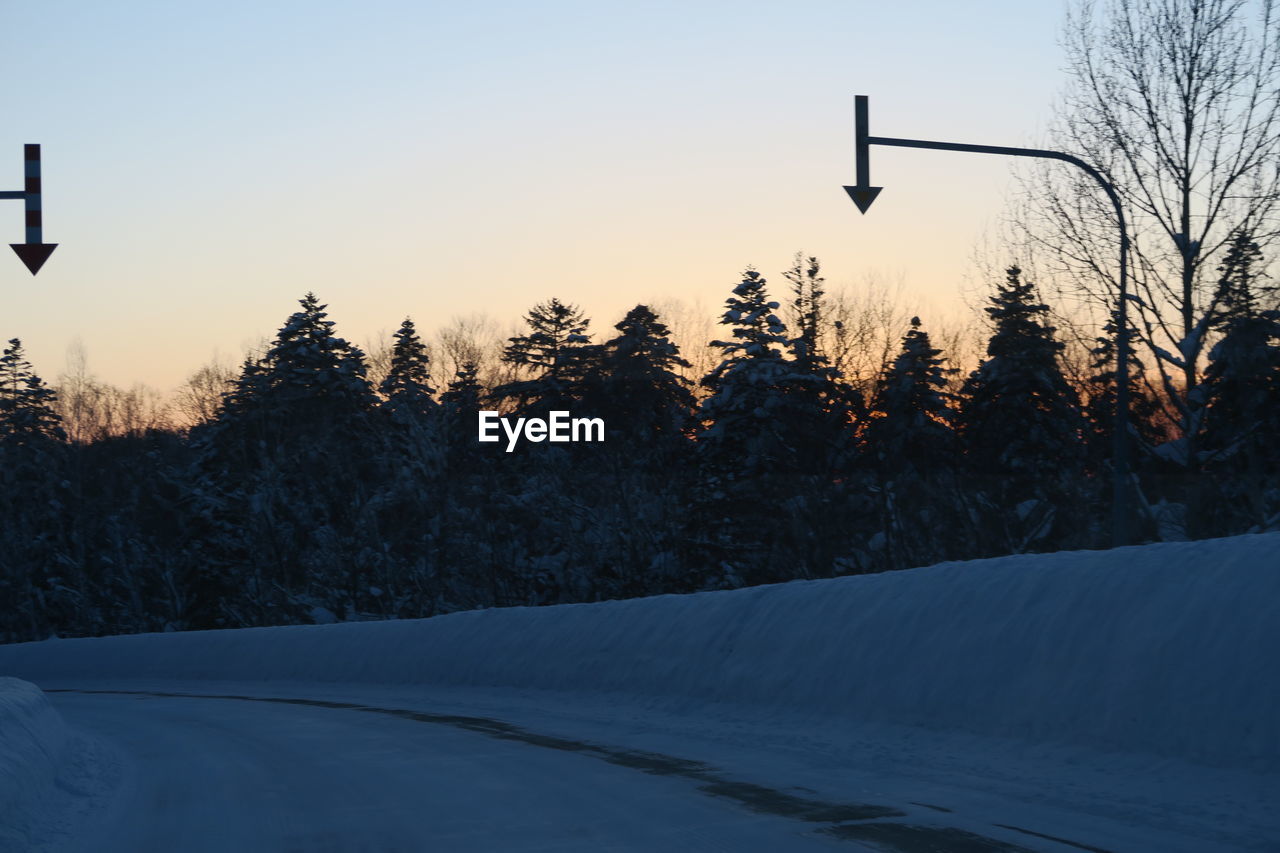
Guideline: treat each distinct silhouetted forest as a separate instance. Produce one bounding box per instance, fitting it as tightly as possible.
[2,239,1277,643]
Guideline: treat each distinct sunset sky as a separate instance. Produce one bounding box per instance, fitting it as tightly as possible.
[4,0,1066,390]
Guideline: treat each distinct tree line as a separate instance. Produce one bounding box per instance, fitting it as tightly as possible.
[1,237,1276,643]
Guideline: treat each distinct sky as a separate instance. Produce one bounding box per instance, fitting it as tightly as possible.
[3,0,1068,391]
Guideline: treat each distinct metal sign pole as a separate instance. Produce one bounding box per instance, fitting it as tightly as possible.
[845,96,1131,546]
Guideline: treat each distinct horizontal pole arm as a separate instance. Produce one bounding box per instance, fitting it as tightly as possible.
[0,190,25,200]
[868,135,1113,182]
[867,134,1123,225]
[869,135,1084,165]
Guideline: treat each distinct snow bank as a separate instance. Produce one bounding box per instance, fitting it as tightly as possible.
[0,678,69,849]
[2,534,1277,771]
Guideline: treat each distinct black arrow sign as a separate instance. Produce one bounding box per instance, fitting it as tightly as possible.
[12,244,56,276]
[843,95,882,213]
[4,145,57,275]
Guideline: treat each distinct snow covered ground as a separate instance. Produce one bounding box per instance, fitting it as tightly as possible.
[0,679,68,850]
[1,534,1278,851]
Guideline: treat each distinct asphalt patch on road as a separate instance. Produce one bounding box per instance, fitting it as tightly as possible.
[992,824,1114,853]
[824,822,1032,851]
[50,688,1100,852]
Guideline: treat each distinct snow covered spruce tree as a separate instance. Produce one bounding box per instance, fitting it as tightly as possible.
[0,342,214,639]
[370,317,448,617]
[0,339,69,642]
[860,317,966,568]
[0,338,65,446]
[212,293,379,459]
[588,304,695,443]
[779,255,864,568]
[439,361,483,448]
[431,358,509,608]
[1083,309,1166,473]
[690,268,842,587]
[1197,230,1280,533]
[197,293,389,626]
[957,266,1087,552]
[493,297,597,417]
[471,298,604,605]
[553,304,698,598]
[785,254,827,373]
[699,270,819,470]
[379,317,437,424]
[784,255,859,468]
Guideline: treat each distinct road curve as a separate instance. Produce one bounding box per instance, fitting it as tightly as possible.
[42,690,1051,853]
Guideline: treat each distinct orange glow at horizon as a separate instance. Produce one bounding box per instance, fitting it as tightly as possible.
[4,1,1066,393]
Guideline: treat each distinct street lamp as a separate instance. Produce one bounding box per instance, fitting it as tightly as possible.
[845,96,1132,547]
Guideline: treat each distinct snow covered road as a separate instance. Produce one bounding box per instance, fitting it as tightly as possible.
[24,681,1276,853]
[5,536,1278,851]
[39,687,1050,853]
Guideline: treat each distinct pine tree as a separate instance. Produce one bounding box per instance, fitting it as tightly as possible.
[441,361,483,418]
[196,293,384,624]
[1212,229,1269,325]
[857,318,965,568]
[367,318,444,618]
[692,268,826,587]
[439,360,485,461]
[214,293,378,453]
[1198,231,1280,531]
[568,306,698,596]
[780,254,855,471]
[784,253,827,372]
[1084,310,1165,469]
[864,318,955,471]
[379,317,437,423]
[957,266,1085,549]
[589,304,695,440]
[494,298,596,415]
[212,355,266,438]
[262,292,377,417]
[0,339,65,445]
[0,339,67,642]
[698,268,798,466]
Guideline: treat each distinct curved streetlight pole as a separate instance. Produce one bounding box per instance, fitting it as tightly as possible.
[845,96,1131,546]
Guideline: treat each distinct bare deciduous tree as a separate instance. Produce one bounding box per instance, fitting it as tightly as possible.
[825,272,911,393]
[1016,0,1280,437]
[436,313,510,393]
[363,329,395,394]
[173,359,237,428]
[56,341,172,441]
